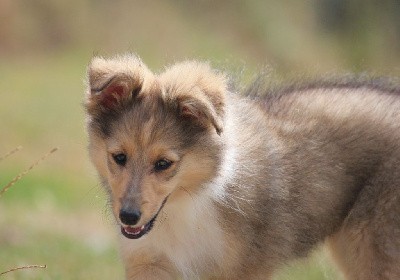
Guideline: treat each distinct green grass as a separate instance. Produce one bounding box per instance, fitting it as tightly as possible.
[274,250,340,280]
[0,161,123,279]
[0,210,123,280]
[0,170,123,280]
[0,49,124,279]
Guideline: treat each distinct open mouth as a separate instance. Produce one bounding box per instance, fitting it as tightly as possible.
[120,196,168,240]
[121,216,156,239]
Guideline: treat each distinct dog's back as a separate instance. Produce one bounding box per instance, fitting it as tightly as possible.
[220,80,400,279]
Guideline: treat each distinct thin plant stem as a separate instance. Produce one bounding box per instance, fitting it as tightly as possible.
[0,265,47,276]
[0,146,23,162]
[0,148,58,198]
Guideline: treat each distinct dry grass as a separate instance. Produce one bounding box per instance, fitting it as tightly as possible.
[0,265,47,277]
[0,146,22,162]
[0,148,58,199]
[0,147,58,277]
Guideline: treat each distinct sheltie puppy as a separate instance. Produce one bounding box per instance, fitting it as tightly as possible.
[85,54,400,279]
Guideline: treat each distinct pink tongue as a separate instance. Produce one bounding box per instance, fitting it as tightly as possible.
[124,226,142,235]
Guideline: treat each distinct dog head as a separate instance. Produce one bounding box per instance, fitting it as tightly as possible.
[85,54,228,239]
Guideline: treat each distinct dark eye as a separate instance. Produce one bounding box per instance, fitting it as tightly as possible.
[154,159,172,172]
[113,153,127,166]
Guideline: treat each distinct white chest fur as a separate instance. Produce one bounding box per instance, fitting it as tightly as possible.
[119,191,225,279]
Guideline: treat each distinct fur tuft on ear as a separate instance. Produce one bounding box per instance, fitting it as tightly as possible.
[159,61,228,135]
[85,54,153,115]
[177,94,224,135]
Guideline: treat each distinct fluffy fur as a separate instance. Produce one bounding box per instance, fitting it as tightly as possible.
[85,54,400,279]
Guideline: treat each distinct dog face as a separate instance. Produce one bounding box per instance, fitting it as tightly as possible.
[85,54,227,239]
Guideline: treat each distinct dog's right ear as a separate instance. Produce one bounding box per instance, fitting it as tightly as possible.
[85,55,151,116]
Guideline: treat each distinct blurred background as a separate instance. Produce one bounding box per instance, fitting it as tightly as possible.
[1,0,400,279]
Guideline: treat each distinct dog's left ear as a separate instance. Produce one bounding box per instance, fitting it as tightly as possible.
[160,61,227,135]
[177,93,224,135]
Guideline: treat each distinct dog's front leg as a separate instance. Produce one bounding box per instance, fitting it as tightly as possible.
[124,254,177,280]
[126,265,176,280]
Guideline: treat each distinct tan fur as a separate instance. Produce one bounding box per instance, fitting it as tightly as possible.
[85,54,400,279]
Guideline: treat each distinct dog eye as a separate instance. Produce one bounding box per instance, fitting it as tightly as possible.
[113,153,127,166]
[154,159,172,172]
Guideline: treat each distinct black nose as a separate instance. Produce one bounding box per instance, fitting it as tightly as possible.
[119,208,141,225]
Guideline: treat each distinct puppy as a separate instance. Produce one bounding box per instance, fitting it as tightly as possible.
[85,54,400,279]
